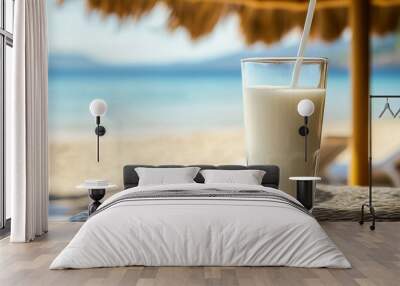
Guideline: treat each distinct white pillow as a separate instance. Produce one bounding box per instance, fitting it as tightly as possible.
[135,167,200,186]
[200,169,266,185]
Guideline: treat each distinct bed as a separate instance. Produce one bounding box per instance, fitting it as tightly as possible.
[50,165,350,269]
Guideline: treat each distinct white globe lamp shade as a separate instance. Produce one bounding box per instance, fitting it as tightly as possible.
[297,99,315,117]
[89,99,108,117]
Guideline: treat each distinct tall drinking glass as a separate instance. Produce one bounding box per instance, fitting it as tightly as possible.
[241,58,328,196]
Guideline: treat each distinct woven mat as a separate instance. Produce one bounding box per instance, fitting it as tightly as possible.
[69,185,400,222]
[313,185,400,221]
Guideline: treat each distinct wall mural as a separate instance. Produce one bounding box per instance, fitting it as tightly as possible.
[48,0,400,219]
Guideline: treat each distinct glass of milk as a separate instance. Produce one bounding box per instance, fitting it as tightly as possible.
[241,57,328,196]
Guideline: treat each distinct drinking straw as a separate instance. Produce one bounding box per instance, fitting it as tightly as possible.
[291,0,317,87]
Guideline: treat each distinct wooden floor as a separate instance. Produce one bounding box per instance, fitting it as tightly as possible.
[0,222,399,286]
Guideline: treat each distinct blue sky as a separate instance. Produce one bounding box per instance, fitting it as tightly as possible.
[47,0,309,65]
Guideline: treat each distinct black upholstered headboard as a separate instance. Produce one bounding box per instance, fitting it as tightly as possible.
[123,165,280,189]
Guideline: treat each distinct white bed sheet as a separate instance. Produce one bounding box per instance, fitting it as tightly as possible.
[50,183,350,269]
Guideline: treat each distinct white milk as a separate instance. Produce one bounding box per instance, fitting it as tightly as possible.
[243,86,325,196]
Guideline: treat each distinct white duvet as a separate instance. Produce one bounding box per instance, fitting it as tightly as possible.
[50,183,351,269]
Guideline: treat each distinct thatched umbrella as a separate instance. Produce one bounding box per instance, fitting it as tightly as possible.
[81,0,400,44]
[61,0,400,186]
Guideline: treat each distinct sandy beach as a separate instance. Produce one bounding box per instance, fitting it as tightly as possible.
[48,121,400,221]
[49,120,400,198]
[49,122,347,199]
[49,129,247,198]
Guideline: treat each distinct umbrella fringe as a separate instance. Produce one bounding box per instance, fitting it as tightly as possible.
[57,0,400,44]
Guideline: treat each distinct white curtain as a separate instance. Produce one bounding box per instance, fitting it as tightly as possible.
[8,0,48,242]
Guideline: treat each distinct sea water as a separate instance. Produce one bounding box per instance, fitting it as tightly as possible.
[243,86,326,196]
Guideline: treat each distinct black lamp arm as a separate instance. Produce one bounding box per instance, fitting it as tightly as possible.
[305,118,308,162]
[298,116,309,162]
[94,116,106,162]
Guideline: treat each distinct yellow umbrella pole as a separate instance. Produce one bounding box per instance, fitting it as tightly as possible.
[349,0,370,186]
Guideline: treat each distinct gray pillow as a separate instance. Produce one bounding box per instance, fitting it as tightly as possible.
[135,167,201,186]
[200,169,266,185]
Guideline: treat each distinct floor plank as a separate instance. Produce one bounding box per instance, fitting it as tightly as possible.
[0,222,399,286]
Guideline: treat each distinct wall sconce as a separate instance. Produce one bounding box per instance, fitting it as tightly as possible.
[297,99,315,162]
[89,99,107,162]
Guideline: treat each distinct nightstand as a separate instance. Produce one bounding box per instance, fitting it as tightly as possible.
[289,177,321,211]
[77,182,117,215]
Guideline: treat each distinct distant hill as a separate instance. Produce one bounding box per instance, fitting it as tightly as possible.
[49,53,103,70]
[49,35,400,75]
